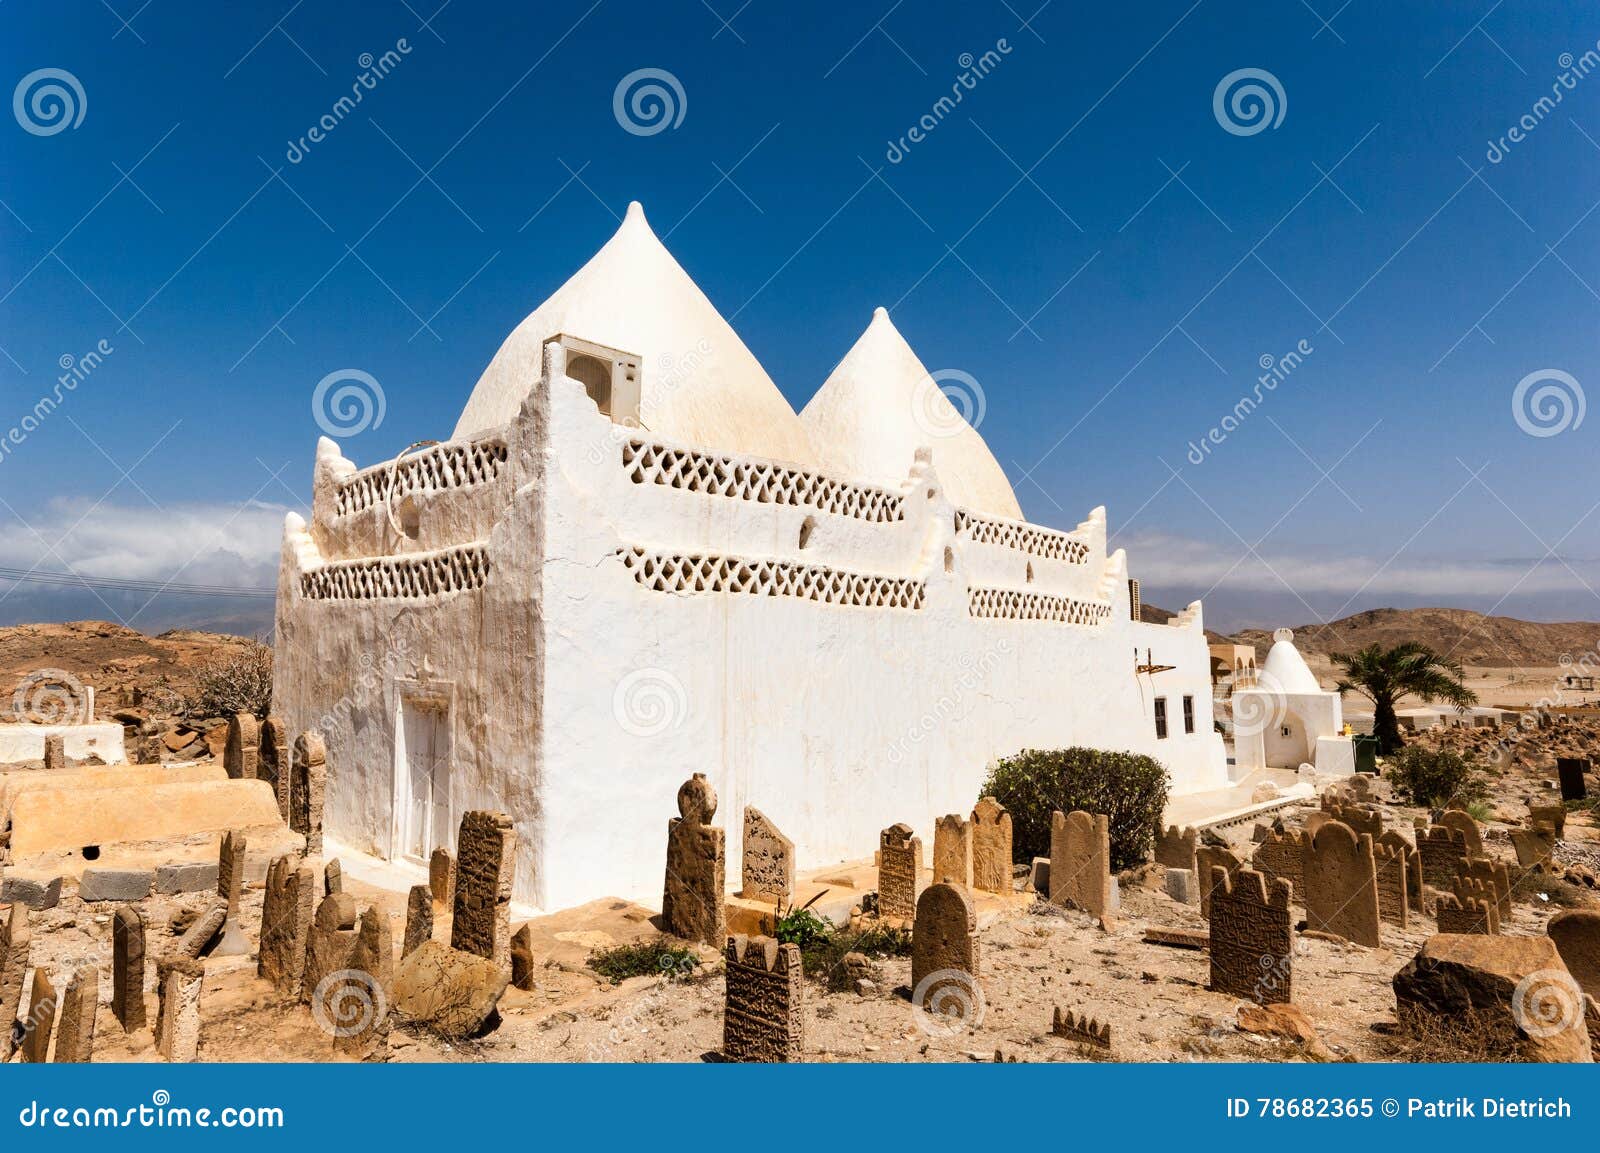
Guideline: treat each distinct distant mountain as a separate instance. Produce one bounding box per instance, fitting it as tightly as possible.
[1229,607,1600,667]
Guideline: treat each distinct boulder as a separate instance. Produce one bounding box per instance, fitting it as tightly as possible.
[1393,934,1592,1062]
[1548,909,1600,1000]
[391,940,509,1039]
[1237,1003,1334,1060]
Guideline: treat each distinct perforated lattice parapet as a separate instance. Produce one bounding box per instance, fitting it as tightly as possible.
[617,547,925,610]
[333,440,508,517]
[967,587,1112,625]
[621,438,905,524]
[954,508,1090,563]
[300,543,490,601]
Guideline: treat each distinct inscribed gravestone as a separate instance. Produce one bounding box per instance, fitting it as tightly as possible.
[911,882,980,1027]
[291,731,328,855]
[1304,820,1381,947]
[1208,867,1293,1004]
[661,775,724,946]
[970,797,1013,894]
[741,807,794,902]
[259,855,314,996]
[877,823,922,922]
[723,935,804,1062]
[451,810,516,969]
[224,713,258,780]
[112,907,146,1033]
[932,813,972,887]
[1048,810,1110,916]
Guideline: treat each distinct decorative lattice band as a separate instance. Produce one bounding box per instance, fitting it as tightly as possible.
[955,509,1089,563]
[300,544,490,601]
[621,438,904,524]
[334,440,508,517]
[968,587,1112,625]
[617,547,924,610]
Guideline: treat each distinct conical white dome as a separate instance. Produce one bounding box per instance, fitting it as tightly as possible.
[453,202,818,466]
[1261,628,1321,693]
[800,307,1023,519]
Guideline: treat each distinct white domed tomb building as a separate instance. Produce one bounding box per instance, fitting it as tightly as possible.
[1230,629,1355,775]
[272,204,1228,912]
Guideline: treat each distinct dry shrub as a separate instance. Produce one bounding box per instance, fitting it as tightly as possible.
[184,638,273,718]
[1386,1005,1527,1063]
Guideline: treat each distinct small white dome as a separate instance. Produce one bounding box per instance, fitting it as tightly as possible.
[1261,631,1321,694]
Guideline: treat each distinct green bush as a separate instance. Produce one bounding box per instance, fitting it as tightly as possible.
[1386,747,1484,808]
[587,938,699,985]
[982,747,1170,870]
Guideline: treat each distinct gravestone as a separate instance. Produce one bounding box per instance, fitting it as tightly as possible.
[1436,890,1498,935]
[451,811,517,970]
[259,716,290,818]
[1196,844,1244,920]
[112,907,146,1033]
[324,858,343,897]
[1373,838,1410,928]
[428,848,454,905]
[970,797,1013,894]
[911,882,980,1026]
[1304,820,1381,947]
[877,823,922,922]
[740,807,795,902]
[1438,809,1483,858]
[1250,828,1305,897]
[21,967,56,1062]
[54,965,98,1063]
[155,958,204,1062]
[43,734,66,771]
[1379,830,1423,911]
[1,903,30,1061]
[1324,799,1383,839]
[214,830,250,957]
[173,904,227,959]
[722,935,804,1062]
[1417,825,1467,889]
[1208,867,1294,1004]
[291,731,328,855]
[1048,810,1110,916]
[1510,827,1556,870]
[1528,804,1566,839]
[932,813,973,887]
[302,892,360,1008]
[1557,756,1589,801]
[1547,908,1600,999]
[661,775,724,946]
[258,855,315,996]
[1050,1006,1112,1049]
[403,884,434,958]
[1457,856,1511,923]
[1154,824,1199,874]
[330,906,392,1058]
[224,713,259,780]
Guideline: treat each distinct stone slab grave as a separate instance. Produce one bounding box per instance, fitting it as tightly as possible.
[1417,825,1468,890]
[1510,827,1556,870]
[1435,890,1498,935]
[21,967,55,1062]
[911,882,980,1030]
[155,958,204,1062]
[1528,803,1567,839]
[970,796,1013,894]
[1304,820,1381,948]
[740,806,794,902]
[1373,838,1410,928]
[213,830,251,957]
[1208,867,1293,1005]
[429,848,455,905]
[6,778,283,861]
[0,762,224,826]
[451,810,517,970]
[1458,856,1511,924]
[1051,1006,1112,1049]
[290,732,328,855]
[932,813,972,888]
[661,774,724,946]
[1048,810,1110,916]
[302,892,360,1008]
[1154,824,1199,874]
[1438,809,1483,857]
[1249,828,1305,897]
[259,716,290,820]
[2,905,31,1061]
[329,906,393,1058]
[877,822,922,922]
[722,934,804,1062]
[1195,844,1244,921]
[112,907,147,1033]
[224,713,259,780]
[1557,756,1589,801]
[404,884,434,958]
[54,964,98,1063]
[259,855,315,997]
[1379,830,1423,912]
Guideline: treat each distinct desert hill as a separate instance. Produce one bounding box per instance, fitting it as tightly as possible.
[1230,607,1600,667]
[0,620,258,711]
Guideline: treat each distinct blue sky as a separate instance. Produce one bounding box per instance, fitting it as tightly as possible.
[1,0,1597,634]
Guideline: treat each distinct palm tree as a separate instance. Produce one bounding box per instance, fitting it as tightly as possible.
[1331,642,1477,755]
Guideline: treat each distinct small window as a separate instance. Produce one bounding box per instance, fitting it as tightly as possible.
[1154,697,1168,739]
[798,516,816,549]
[1025,562,1034,584]
[1183,695,1195,734]
[1280,725,1292,738]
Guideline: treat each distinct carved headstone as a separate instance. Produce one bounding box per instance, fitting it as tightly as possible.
[451,810,517,969]
[53,965,98,1063]
[1154,824,1199,874]
[258,855,315,996]
[21,967,56,1062]
[1196,844,1244,921]
[112,907,146,1033]
[970,797,1013,894]
[1048,810,1110,916]
[1050,1005,1112,1049]
[259,716,290,818]
[911,882,980,1026]
[661,775,724,946]
[932,813,973,887]
[331,906,393,1058]
[1510,827,1556,870]
[1436,891,1498,934]
[1417,825,1467,889]
[291,731,328,855]
[214,829,250,957]
[1557,756,1589,801]
[403,884,433,958]
[1208,867,1294,1005]
[1457,855,1511,923]
[224,712,259,780]
[1528,804,1567,839]
[1250,828,1305,897]
[722,934,804,1062]
[740,807,795,902]
[429,848,455,906]
[1304,820,1381,947]
[173,904,226,959]
[1379,830,1423,911]
[155,957,204,1062]
[877,823,922,921]
[302,893,360,1008]
[0,903,30,1061]
[1438,809,1483,858]
[1371,838,1409,928]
